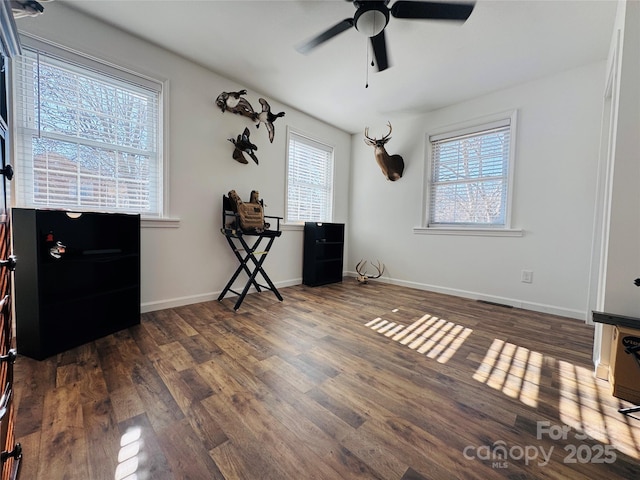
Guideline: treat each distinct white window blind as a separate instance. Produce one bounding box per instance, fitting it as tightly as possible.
[428,117,513,227]
[286,130,334,223]
[13,40,162,216]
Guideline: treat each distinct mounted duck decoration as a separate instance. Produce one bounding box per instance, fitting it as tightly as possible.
[216,89,286,144]
[229,127,259,165]
[255,98,285,144]
[364,122,404,181]
[216,89,256,120]
[11,0,49,18]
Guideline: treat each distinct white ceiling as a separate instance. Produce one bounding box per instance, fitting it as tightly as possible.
[57,0,617,134]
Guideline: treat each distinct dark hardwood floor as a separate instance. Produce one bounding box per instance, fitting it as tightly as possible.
[13,282,640,479]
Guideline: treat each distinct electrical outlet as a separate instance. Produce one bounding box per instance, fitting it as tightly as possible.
[521,270,533,283]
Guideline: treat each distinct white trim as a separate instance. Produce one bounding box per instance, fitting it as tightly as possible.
[140,277,301,313]
[142,272,586,320]
[427,110,517,139]
[343,272,585,320]
[593,323,611,380]
[160,78,171,221]
[424,109,518,230]
[281,223,304,232]
[505,110,518,230]
[0,1,21,58]
[141,217,180,228]
[429,117,511,142]
[285,126,335,224]
[20,34,162,92]
[12,34,170,218]
[590,29,622,367]
[413,226,523,237]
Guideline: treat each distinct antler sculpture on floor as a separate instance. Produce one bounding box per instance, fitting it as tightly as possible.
[355,260,385,284]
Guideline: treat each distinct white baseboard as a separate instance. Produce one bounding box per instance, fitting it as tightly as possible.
[141,292,217,313]
[344,271,586,321]
[143,273,585,321]
[140,277,301,313]
[594,360,610,381]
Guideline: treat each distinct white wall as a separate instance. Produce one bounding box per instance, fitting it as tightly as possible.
[15,3,352,312]
[592,0,640,377]
[348,61,607,320]
[15,3,616,322]
[600,0,640,317]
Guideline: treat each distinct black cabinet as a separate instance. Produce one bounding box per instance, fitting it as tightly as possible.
[303,222,344,286]
[12,208,140,360]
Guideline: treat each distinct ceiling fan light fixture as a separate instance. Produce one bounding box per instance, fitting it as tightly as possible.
[354,5,389,37]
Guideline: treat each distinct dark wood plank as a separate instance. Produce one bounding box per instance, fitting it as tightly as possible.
[13,282,640,479]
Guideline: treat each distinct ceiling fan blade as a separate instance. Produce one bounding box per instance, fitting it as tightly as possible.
[370,31,389,72]
[390,1,475,21]
[295,18,355,54]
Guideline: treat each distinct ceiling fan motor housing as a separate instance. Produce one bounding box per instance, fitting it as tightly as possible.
[354,2,390,37]
[297,0,475,71]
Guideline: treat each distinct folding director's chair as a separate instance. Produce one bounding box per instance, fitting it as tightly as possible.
[218,194,283,311]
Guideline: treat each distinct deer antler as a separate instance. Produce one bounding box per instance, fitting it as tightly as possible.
[355,259,385,284]
[363,123,393,145]
[363,127,375,145]
[381,122,393,142]
[368,260,385,279]
[356,259,367,275]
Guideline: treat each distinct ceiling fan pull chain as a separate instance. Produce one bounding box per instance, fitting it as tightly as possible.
[365,37,370,88]
[371,14,377,67]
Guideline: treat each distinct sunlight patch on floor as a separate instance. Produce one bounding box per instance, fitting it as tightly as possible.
[473,341,640,460]
[473,338,542,408]
[557,360,640,459]
[115,426,144,480]
[365,310,472,364]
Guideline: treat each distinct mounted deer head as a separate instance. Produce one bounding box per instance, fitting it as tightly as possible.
[355,260,385,284]
[364,122,405,181]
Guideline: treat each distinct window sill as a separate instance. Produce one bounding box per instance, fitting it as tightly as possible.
[413,226,523,237]
[141,217,181,228]
[281,223,304,232]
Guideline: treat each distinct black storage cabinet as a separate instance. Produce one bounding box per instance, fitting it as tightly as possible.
[12,208,140,360]
[303,222,344,286]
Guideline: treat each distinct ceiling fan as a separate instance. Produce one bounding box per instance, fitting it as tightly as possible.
[296,0,475,72]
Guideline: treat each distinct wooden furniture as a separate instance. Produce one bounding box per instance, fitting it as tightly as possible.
[0,10,22,477]
[303,222,344,287]
[12,209,140,360]
[218,195,283,311]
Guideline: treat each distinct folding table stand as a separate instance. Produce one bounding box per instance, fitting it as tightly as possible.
[218,195,283,311]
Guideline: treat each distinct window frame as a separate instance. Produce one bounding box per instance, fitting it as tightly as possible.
[417,110,521,237]
[11,35,174,225]
[284,127,335,225]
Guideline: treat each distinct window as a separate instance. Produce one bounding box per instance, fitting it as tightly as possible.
[286,129,334,224]
[426,112,516,229]
[13,38,163,216]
